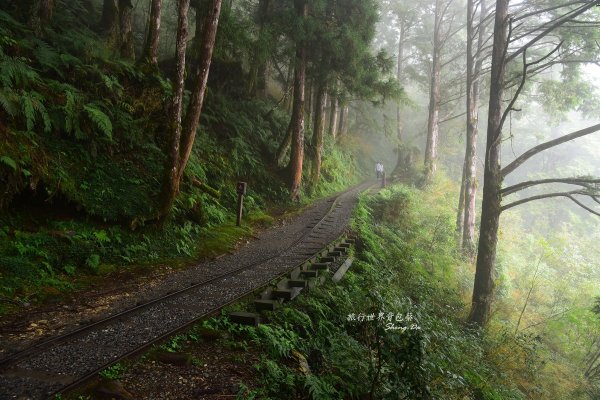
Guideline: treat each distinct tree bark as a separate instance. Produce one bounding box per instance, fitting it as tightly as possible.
[328,86,339,139]
[393,19,406,175]
[159,0,190,221]
[456,160,466,245]
[338,104,348,139]
[310,82,327,187]
[28,0,54,35]
[101,0,119,45]
[275,121,293,166]
[119,0,135,60]
[424,0,442,181]
[143,0,162,66]
[461,0,487,256]
[288,0,308,201]
[159,0,222,221]
[177,0,223,183]
[249,0,270,97]
[468,0,509,327]
[191,0,209,60]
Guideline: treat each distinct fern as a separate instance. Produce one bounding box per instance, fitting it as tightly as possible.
[0,88,18,116]
[20,92,35,131]
[303,375,338,400]
[0,155,17,171]
[84,103,113,139]
[0,57,39,89]
[19,90,51,133]
[32,38,62,76]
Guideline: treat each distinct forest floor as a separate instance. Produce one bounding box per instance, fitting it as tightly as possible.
[0,182,374,399]
[0,187,355,352]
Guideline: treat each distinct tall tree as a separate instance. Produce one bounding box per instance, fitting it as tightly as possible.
[328,82,339,139]
[469,0,600,326]
[159,0,223,220]
[249,0,271,97]
[424,0,458,180]
[459,0,489,255]
[99,0,135,60]
[142,0,163,67]
[310,81,327,186]
[287,0,308,200]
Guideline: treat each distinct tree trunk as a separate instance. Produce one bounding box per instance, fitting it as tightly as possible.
[468,0,508,327]
[310,82,327,187]
[424,0,442,181]
[338,105,348,139]
[192,0,209,60]
[461,0,487,256]
[328,87,339,139]
[288,0,308,201]
[305,79,313,133]
[275,121,293,166]
[456,160,466,245]
[249,0,270,97]
[143,0,162,66]
[177,0,223,182]
[159,0,190,221]
[28,0,54,35]
[393,20,406,174]
[119,0,135,60]
[101,0,119,45]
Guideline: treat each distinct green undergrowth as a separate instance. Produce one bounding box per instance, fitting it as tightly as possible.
[0,1,364,314]
[200,183,526,399]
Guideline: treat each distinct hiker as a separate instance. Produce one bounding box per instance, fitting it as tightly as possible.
[376,162,384,179]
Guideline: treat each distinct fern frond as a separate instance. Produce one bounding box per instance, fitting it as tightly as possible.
[84,103,112,139]
[20,93,35,131]
[0,88,19,116]
[63,89,77,134]
[30,91,51,133]
[0,57,40,89]
[32,39,62,76]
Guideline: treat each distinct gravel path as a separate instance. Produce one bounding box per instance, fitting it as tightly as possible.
[0,182,370,400]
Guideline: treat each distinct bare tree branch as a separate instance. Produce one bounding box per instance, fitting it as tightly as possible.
[501,190,600,217]
[512,0,588,23]
[501,178,600,196]
[506,1,597,63]
[501,123,600,178]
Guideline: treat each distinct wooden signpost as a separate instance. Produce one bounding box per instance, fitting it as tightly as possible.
[236,181,247,226]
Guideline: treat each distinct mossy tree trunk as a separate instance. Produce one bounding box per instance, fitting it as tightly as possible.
[28,0,54,35]
[338,104,348,139]
[288,0,308,201]
[328,86,339,139]
[249,0,270,97]
[159,0,223,222]
[176,0,222,183]
[118,0,135,60]
[142,0,162,67]
[100,0,119,45]
[310,81,327,187]
[159,0,190,222]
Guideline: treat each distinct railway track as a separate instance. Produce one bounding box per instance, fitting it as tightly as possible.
[0,182,370,399]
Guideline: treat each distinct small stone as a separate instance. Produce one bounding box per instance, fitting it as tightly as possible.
[95,380,134,400]
[152,350,193,366]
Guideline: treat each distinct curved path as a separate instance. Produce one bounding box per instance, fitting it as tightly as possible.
[0,182,370,399]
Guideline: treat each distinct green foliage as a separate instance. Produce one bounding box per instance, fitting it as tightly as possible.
[99,362,127,381]
[198,183,525,399]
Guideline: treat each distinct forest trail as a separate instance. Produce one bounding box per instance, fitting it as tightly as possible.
[0,181,373,399]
